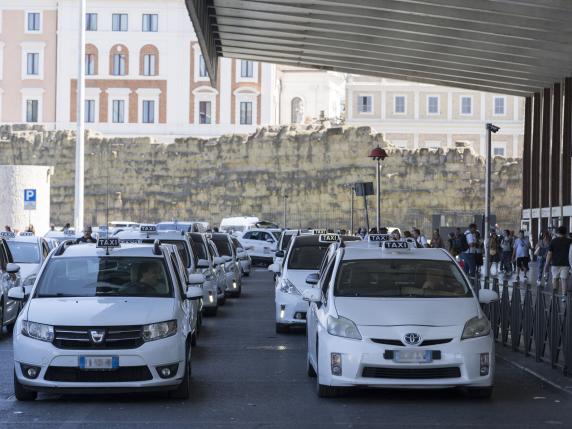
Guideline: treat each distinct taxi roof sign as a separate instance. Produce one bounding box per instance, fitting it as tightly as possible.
[383,241,411,250]
[19,231,35,236]
[312,229,327,235]
[368,234,390,242]
[140,225,157,233]
[64,229,76,235]
[0,231,16,239]
[97,237,121,248]
[318,234,339,243]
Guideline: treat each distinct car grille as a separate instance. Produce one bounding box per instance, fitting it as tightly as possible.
[53,326,144,350]
[371,338,452,347]
[362,366,461,379]
[44,366,152,382]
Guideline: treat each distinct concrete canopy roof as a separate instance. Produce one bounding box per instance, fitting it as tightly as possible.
[185,0,572,96]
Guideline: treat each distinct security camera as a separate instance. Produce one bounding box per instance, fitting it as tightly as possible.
[487,123,500,133]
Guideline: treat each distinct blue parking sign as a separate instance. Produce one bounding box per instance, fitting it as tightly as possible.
[24,189,36,210]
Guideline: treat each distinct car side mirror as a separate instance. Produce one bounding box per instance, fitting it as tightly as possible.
[306,272,320,285]
[268,263,281,274]
[275,250,285,258]
[302,288,322,303]
[8,286,26,300]
[186,286,203,300]
[188,273,205,285]
[6,263,20,274]
[197,259,210,269]
[478,289,499,305]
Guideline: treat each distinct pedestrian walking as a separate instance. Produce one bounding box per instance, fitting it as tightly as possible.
[535,231,550,286]
[500,230,513,275]
[430,229,444,248]
[544,226,572,301]
[512,230,531,281]
[76,226,97,244]
[459,224,477,278]
[413,228,429,248]
[489,231,501,275]
[474,231,484,275]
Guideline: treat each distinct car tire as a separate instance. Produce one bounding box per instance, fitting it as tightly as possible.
[14,369,37,401]
[6,322,15,334]
[275,323,289,334]
[169,347,191,400]
[218,296,226,306]
[190,331,197,347]
[307,355,317,378]
[203,307,217,317]
[464,386,493,398]
[243,271,250,277]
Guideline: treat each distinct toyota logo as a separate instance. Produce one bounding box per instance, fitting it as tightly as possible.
[403,333,421,346]
[90,330,106,344]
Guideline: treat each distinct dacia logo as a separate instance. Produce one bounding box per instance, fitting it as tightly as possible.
[90,330,106,344]
[403,333,422,346]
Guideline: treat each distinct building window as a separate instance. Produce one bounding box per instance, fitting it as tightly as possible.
[85,100,95,123]
[291,97,304,123]
[112,14,128,31]
[27,12,40,31]
[493,146,505,156]
[427,96,439,114]
[26,53,39,75]
[358,95,372,113]
[394,95,406,114]
[240,101,253,125]
[460,96,472,115]
[26,100,38,122]
[86,13,97,31]
[240,60,253,78]
[85,54,96,75]
[142,14,158,32]
[143,54,156,76]
[142,100,155,123]
[112,100,125,123]
[199,101,211,124]
[198,55,208,78]
[112,54,126,76]
[494,96,505,115]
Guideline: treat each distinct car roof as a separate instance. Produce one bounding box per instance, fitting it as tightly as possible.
[3,235,41,244]
[54,242,170,258]
[247,228,282,233]
[116,230,187,241]
[341,245,452,262]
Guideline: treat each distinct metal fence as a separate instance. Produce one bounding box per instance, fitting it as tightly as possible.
[478,277,572,375]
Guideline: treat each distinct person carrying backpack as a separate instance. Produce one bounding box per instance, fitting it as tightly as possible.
[512,230,531,281]
[459,224,477,278]
[500,229,513,275]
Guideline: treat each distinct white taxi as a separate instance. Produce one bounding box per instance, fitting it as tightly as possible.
[210,233,242,298]
[304,239,497,398]
[271,234,339,333]
[9,238,204,401]
[2,232,51,291]
[239,228,281,266]
[0,234,22,337]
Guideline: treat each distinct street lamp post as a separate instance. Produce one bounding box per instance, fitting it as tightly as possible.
[283,195,288,229]
[74,0,86,231]
[368,147,388,232]
[484,123,500,287]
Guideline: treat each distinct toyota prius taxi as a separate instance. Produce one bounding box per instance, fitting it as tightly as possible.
[304,239,498,398]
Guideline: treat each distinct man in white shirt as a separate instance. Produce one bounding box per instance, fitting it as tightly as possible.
[460,223,477,278]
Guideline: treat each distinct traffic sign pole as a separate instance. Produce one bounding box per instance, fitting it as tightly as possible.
[74,0,86,231]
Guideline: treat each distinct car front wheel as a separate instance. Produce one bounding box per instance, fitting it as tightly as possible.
[169,347,191,400]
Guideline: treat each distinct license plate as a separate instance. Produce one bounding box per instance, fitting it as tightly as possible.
[393,350,432,363]
[79,356,119,370]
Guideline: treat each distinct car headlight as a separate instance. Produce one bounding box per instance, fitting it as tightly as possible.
[279,278,300,295]
[461,316,490,340]
[143,320,177,342]
[22,275,36,287]
[22,321,54,342]
[327,315,362,340]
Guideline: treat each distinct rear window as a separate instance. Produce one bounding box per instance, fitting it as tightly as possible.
[280,234,293,250]
[287,244,330,270]
[160,240,190,268]
[334,259,472,298]
[189,236,208,264]
[213,237,232,257]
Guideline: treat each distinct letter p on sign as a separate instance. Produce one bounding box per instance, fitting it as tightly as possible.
[24,189,37,210]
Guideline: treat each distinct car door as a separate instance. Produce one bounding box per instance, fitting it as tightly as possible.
[259,232,277,258]
[208,240,226,290]
[308,256,337,367]
[169,252,193,335]
[0,239,20,323]
[240,231,260,258]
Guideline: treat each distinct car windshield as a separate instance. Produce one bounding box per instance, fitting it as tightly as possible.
[6,242,41,264]
[160,240,190,268]
[287,244,330,270]
[34,257,173,298]
[270,231,281,240]
[213,237,232,257]
[334,259,472,298]
[280,234,293,250]
[189,237,208,264]
[157,223,190,232]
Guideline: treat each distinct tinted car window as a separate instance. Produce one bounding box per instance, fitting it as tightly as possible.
[335,259,472,298]
[280,234,293,250]
[287,244,330,270]
[160,240,190,268]
[6,242,41,264]
[213,237,232,257]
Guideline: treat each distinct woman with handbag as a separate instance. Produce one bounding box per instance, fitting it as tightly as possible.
[535,231,551,286]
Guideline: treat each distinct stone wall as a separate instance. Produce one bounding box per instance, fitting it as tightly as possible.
[0,125,522,232]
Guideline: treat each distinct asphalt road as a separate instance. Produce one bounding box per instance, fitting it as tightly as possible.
[1,269,572,428]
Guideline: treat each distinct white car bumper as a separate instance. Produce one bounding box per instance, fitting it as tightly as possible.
[275,290,308,325]
[13,326,187,393]
[316,330,494,389]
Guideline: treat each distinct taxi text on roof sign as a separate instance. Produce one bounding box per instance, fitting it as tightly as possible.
[19,232,35,236]
[0,231,16,239]
[368,234,390,242]
[383,241,409,249]
[97,238,121,248]
[140,225,157,233]
[312,229,327,235]
[318,234,339,243]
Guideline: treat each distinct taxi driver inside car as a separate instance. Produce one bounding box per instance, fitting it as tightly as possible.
[9,237,204,401]
[303,237,498,398]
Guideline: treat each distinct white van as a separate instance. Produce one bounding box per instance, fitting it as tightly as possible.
[219,217,278,236]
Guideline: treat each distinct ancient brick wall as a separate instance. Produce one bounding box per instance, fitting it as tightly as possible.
[0,125,522,232]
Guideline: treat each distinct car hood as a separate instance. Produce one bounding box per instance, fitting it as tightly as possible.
[285,270,317,292]
[26,297,176,326]
[17,263,41,281]
[334,297,479,327]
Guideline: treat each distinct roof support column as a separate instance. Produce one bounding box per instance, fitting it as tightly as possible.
[549,83,561,226]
